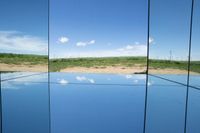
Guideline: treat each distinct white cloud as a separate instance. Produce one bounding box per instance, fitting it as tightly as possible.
[149,37,155,44]
[0,31,47,55]
[123,74,146,84]
[58,36,69,44]
[76,40,95,47]
[50,41,148,58]
[2,72,47,89]
[147,79,154,86]
[76,76,95,84]
[89,40,95,44]
[88,79,95,83]
[117,44,147,55]
[126,45,134,50]
[76,42,87,47]
[134,79,139,84]
[125,75,133,79]
[58,79,69,85]
[148,81,152,86]
[124,74,146,80]
[76,76,87,81]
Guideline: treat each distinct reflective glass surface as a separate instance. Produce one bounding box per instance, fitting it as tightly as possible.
[50,73,146,133]
[190,0,200,88]
[149,0,192,83]
[1,73,50,133]
[146,75,187,133]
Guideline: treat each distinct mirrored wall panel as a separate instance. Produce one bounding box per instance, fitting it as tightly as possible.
[50,73,146,133]
[146,75,187,133]
[0,74,1,133]
[1,72,50,133]
[189,0,200,88]
[49,0,148,74]
[186,0,200,132]
[0,0,48,72]
[186,87,200,133]
[49,0,148,132]
[149,0,192,84]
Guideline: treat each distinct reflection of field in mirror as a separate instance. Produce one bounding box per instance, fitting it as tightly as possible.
[149,59,200,75]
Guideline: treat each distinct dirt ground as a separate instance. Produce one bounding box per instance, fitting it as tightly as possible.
[0,63,48,72]
[60,66,146,74]
[60,66,199,75]
[1,63,199,75]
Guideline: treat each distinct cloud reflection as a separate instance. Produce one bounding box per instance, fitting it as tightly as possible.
[76,76,95,84]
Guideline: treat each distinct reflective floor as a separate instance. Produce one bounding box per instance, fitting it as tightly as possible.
[1,72,49,133]
[1,72,200,133]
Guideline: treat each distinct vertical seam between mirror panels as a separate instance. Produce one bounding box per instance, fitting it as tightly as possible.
[0,73,2,133]
[143,0,150,132]
[184,0,194,133]
[48,0,51,132]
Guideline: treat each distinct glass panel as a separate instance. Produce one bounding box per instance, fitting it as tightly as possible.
[149,0,192,84]
[50,0,148,132]
[50,0,147,74]
[50,73,146,133]
[1,72,50,133]
[0,0,48,72]
[0,73,2,132]
[186,1,200,132]
[189,0,200,88]
[0,0,49,132]
[146,75,186,133]
[186,87,200,133]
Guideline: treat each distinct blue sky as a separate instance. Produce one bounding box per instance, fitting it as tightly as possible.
[50,0,148,58]
[0,0,48,55]
[149,0,200,61]
[0,0,199,60]
[49,0,200,60]
[191,0,200,61]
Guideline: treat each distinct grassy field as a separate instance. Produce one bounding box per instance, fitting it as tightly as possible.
[0,53,48,65]
[49,56,147,72]
[1,53,199,73]
[149,59,200,73]
[50,57,200,73]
